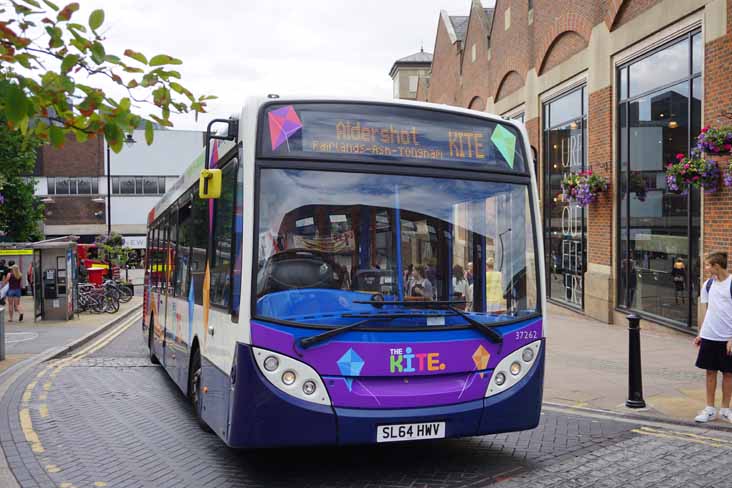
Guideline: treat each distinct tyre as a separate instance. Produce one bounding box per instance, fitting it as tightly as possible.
[148,317,160,365]
[188,350,213,433]
[118,285,133,303]
[104,294,120,313]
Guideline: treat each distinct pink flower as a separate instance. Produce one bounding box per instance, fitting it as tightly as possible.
[676,153,685,160]
[667,163,673,168]
[725,144,732,151]
[693,175,700,181]
[702,126,710,133]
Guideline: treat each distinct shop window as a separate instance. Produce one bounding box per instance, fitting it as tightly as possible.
[617,30,702,329]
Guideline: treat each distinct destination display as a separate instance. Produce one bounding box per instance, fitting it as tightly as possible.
[261,103,527,172]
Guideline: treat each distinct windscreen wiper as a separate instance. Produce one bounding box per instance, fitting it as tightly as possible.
[299,318,377,349]
[300,313,425,349]
[354,300,503,344]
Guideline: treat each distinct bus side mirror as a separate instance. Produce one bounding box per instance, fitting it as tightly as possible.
[199,169,222,199]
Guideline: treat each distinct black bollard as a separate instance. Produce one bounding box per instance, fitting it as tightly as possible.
[626,313,646,408]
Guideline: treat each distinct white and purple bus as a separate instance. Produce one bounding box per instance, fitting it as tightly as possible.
[143,96,545,447]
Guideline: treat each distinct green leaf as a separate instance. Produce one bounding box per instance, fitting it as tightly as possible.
[90,41,105,65]
[14,53,34,69]
[4,84,29,125]
[149,54,182,66]
[123,49,147,65]
[19,0,42,8]
[49,125,65,147]
[73,128,88,143]
[60,53,79,73]
[118,97,130,112]
[43,0,59,10]
[144,120,154,145]
[89,9,104,30]
[104,54,121,64]
[67,22,86,32]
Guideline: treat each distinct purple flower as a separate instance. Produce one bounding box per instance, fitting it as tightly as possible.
[0,193,4,205]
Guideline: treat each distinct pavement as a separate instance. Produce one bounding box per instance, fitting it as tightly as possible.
[544,302,713,427]
[1,297,143,376]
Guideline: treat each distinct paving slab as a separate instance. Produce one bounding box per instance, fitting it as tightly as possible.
[545,302,718,426]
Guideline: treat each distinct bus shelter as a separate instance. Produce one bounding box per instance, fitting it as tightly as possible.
[30,238,78,321]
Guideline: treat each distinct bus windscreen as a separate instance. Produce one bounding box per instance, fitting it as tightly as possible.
[260,103,527,173]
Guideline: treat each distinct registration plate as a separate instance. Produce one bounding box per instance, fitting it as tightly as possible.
[376,422,445,443]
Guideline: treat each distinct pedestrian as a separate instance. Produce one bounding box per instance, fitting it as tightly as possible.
[693,252,732,422]
[452,264,469,303]
[2,264,24,322]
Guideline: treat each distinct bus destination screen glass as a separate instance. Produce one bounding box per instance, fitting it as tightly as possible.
[260,103,527,173]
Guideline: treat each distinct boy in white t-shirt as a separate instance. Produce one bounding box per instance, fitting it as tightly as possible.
[694,252,732,422]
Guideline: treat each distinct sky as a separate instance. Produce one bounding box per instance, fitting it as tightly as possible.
[69,0,490,131]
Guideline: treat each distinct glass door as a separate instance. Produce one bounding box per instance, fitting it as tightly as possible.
[543,86,587,309]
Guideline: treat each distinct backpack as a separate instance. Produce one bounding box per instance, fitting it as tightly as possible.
[705,278,732,298]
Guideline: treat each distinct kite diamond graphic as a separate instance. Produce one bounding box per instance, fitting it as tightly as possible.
[337,348,365,392]
[268,105,303,151]
[472,345,491,378]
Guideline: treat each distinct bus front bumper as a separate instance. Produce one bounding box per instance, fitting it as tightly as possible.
[226,342,544,448]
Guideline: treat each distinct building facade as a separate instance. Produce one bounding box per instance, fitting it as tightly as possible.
[35,129,204,249]
[397,0,732,332]
[389,49,434,100]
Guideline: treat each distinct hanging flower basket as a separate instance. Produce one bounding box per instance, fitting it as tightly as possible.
[724,160,732,188]
[665,152,721,194]
[697,126,732,155]
[561,169,608,206]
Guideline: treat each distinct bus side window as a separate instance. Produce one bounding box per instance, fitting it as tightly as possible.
[210,161,237,308]
[190,186,209,305]
[167,212,176,293]
[152,225,160,289]
[175,200,193,297]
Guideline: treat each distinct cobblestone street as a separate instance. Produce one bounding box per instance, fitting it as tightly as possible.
[0,317,730,487]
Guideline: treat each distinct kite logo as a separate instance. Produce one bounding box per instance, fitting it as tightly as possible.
[268,105,303,151]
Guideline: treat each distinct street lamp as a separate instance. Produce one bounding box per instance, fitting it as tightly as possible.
[106,134,136,236]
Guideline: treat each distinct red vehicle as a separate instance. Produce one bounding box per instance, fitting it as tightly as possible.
[78,244,120,284]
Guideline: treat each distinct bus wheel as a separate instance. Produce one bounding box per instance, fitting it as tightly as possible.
[189,350,213,433]
[148,319,160,365]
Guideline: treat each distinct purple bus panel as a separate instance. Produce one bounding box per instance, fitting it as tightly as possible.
[250,318,542,409]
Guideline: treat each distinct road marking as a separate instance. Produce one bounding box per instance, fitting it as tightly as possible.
[5,332,38,344]
[45,464,60,473]
[19,408,44,453]
[634,426,732,446]
[15,313,139,464]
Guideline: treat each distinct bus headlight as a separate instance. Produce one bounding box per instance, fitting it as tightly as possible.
[302,380,317,395]
[282,370,296,385]
[485,339,541,398]
[253,347,331,406]
[522,347,535,363]
[264,356,279,372]
[510,362,521,376]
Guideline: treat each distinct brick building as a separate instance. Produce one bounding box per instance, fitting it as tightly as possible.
[394,0,732,332]
[35,129,204,249]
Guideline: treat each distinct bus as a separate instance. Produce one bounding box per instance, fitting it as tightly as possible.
[143,97,545,447]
